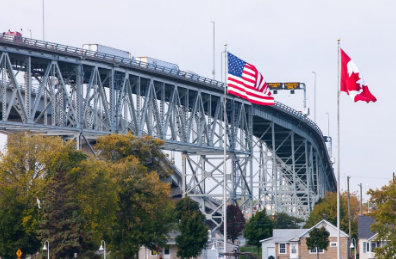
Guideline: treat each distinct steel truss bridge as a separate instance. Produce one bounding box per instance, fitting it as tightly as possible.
[0,35,336,232]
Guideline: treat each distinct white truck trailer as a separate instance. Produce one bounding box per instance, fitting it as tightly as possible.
[82,44,130,59]
[135,57,179,71]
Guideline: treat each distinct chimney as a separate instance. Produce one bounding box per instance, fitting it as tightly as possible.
[322,213,327,220]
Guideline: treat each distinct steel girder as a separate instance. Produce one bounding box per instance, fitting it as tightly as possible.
[0,41,336,228]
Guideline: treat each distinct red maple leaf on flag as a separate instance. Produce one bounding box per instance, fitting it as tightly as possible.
[340,49,377,103]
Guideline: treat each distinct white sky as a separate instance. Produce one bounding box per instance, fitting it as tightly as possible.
[1,0,395,198]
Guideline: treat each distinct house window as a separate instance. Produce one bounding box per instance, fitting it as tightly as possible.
[371,242,377,252]
[330,242,337,247]
[309,248,324,254]
[164,247,170,258]
[363,242,367,253]
[279,243,286,254]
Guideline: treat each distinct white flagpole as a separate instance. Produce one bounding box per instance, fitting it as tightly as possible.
[337,38,341,259]
[223,44,228,254]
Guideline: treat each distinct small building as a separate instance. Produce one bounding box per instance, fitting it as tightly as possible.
[358,215,388,259]
[260,219,349,259]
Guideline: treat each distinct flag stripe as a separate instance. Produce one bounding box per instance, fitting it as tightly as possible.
[227,52,274,106]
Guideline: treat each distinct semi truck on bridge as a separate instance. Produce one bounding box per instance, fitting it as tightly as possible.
[82,43,131,59]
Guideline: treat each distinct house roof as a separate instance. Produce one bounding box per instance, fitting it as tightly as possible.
[261,219,349,244]
[272,229,308,243]
[166,230,180,245]
[260,237,273,243]
[358,215,376,239]
[368,233,378,242]
[299,219,349,238]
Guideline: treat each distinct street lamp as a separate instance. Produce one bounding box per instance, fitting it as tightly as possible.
[42,240,49,259]
[99,240,106,259]
[350,237,357,259]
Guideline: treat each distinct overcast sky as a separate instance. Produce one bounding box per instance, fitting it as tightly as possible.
[1,0,394,198]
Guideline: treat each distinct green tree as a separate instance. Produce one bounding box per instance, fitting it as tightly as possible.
[175,197,208,259]
[306,227,330,259]
[0,186,41,259]
[273,212,303,229]
[175,195,200,219]
[243,209,273,253]
[96,134,174,259]
[220,204,246,243]
[367,180,396,258]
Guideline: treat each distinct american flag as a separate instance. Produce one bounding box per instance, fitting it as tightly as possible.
[227,52,274,105]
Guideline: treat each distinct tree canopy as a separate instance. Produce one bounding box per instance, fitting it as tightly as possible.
[367,180,396,258]
[243,209,273,252]
[38,143,118,259]
[306,227,330,259]
[175,197,208,259]
[273,212,303,229]
[96,133,174,259]
[0,133,64,258]
[220,204,246,243]
[0,132,175,259]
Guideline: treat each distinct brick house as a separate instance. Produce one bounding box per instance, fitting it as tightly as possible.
[260,219,349,259]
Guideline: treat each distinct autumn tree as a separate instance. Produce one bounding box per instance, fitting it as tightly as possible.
[273,212,303,229]
[96,133,174,259]
[38,142,118,259]
[243,209,273,253]
[175,197,208,259]
[0,132,118,258]
[367,180,396,258]
[305,191,360,238]
[220,204,246,243]
[306,227,330,259]
[0,133,64,258]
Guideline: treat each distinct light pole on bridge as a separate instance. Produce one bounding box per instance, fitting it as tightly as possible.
[312,71,316,123]
[43,0,45,41]
[211,21,215,80]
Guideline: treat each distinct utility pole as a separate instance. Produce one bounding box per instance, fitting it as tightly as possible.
[358,183,362,215]
[347,175,351,254]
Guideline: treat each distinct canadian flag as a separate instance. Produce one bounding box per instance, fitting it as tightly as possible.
[340,49,377,103]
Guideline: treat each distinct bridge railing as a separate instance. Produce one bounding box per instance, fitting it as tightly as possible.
[274,101,323,136]
[0,34,225,87]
